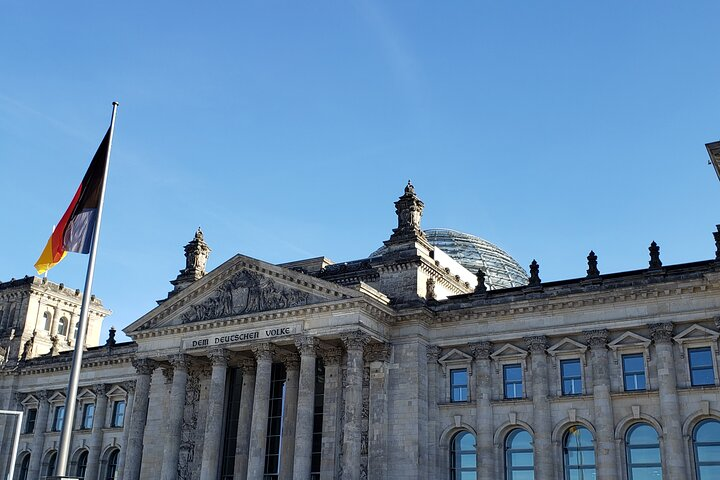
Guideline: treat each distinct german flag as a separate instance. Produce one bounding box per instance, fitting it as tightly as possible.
[34,128,111,274]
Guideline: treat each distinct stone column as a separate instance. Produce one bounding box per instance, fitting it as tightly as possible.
[470,342,494,480]
[366,342,391,480]
[125,358,157,480]
[319,347,343,480]
[279,353,300,480]
[524,335,553,480]
[650,323,687,479]
[341,331,370,480]
[84,384,109,480]
[247,342,275,480]
[27,390,50,480]
[234,359,256,480]
[161,354,189,480]
[116,380,136,478]
[292,336,319,480]
[583,329,618,480]
[200,347,230,480]
[425,346,441,480]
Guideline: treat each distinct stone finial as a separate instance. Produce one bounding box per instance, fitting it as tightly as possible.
[132,357,157,375]
[583,329,609,348]
[365,343,391,363]
[524,335,548,353]
[320,347,343,366]
[648,241,662,269]
[425,278,437,301]
[386,181,427,245]
[469,341,492,360]
[586,251,600,277]
[475,269,487,294]
[105,326,117,347]
[528,260,541,286]
[714,225,720,260]
[341,330,371,352]
[169,228,212,296]
[649,322,674,344]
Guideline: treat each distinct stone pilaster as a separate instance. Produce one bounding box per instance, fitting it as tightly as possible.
[84,384,108,480]
[366,342,391,480]
[161,354,189,480]
[649,323,687,479]
[200,347,229,480]
[279,353,300,480]
[247,342,276,480]
[293,336,318,480]
[425,345,441,479]
[27,390,49,480]
[524,335,552,480]
[470,341,494,480]
[116,380,136,478]
[583,329,618,480]
[319,347,343,480]
[234,359,256,480]
[126,358,157,480]
[341,331,370,480]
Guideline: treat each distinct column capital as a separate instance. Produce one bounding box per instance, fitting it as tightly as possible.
[426,345,441,362]
[14,392,25,404]
[320,346,343,366]
[365,342,391,363]
[295,335,318,356]
[36,389,49,402]
[132,357,158,375]
[649,322,674,344]
[169,353,190,370]
[238,358,256,375]
[282,352,301,371]
[92,383,107,396]
[583,329,609,348]
[523,335,548,353]
[123,380,136,394]
[162,367,174,384]
[341,330,371,351]
[469,341,492,360]
[252,342,276,362]
[208,347,229,367]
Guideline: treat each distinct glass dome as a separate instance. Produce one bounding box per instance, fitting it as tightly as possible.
[371,228,528,290]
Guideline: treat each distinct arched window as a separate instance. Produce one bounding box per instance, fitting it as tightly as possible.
[563,426,596,480]
[76,450,89,478]
[450,431,477,480]
[46,451,58,477]
[505,429,534,480]
[43,311,52,331]
[17,453,30,480]
[693,419,720,479]
[105,449,119,480]
[58,317,68,336]
[625,423,662,480]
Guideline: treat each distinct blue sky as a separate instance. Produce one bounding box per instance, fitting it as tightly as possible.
[2,1,719,341]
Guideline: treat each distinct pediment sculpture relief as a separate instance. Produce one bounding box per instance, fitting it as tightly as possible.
[181,270,313,323]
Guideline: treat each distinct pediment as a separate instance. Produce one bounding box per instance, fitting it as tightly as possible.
[608,332,651,350]
[105,385,127,398]
[674,324,720,344]
[547,337,587,356]
[490,343,528,360]
[77,388,96,401]
[48,391,66,403]
[126,254,361,334]
[20,394,38,407]
[438,348,473,364]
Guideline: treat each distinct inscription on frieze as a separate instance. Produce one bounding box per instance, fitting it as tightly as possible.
[181,269,314,323]
[183,324,302,350]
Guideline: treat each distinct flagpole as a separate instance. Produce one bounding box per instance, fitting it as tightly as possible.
[55,102,118,478]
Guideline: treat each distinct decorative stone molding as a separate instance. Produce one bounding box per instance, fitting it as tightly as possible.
[582,329,609,348]
[132,357,157,375]
[341,331,370,352]
[252,342,275,362]
[365,342,391,363]
[170,353,190,370]
[92,383,107,396]
[438,348,474,376]
[523,335,548,353]
[207,347,228,367]
[123,380,136,393]
[238,358,256,374]
[320,346,343,366]
[281,352,301,371]
[426,345,441,362]
[469,341,492,360]
[648,323,674,344]
[295,335,318,356]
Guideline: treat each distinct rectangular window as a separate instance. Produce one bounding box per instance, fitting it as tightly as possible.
[111,400,126,428]
[52,406,65,431]
[561,359,582,396]
[450,368,468,402]
[81,403,95,430]
[622,354,646,391]
[689,347,715,386]
[503,364,523,399]
[24,408,37,434]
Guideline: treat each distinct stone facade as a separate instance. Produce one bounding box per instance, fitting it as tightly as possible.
[2,183,720,480]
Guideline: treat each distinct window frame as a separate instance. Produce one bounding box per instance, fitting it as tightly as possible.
[450,431,477,480]
[105,449,119,480]
[450,368,469,403]
[560,359,583,396]
[621,353,647,392]
[81,402,95,430]
[503,364,524,400]
[505,428,534,480]
[562,425,596,480]
[688,347,716,387]
[24,407,37,434]
[111,400,126,428]
[625,423,662,480]
[437,348,474,403]
[52,405,65,432]
[693,419,720,480]
[76,450,89,478]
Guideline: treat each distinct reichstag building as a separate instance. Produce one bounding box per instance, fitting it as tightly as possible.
[1,180,720,480]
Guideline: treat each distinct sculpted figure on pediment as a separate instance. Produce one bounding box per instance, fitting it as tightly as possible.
[181,269,312,323]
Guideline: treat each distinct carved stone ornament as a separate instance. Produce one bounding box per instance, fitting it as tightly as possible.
[341,331,371,351]
[469,341,492,360]
[295,335,318,356]
[714,225,720,261]
[320,347,343,366]
[387,181,427,244]
[282,353,301,371]
[715,316,720,331]
[132,357,157,375]
[36,390,48,401]
[586,251,600,277]
[238,358,256,375]
[181,269,313,324]
[170,354,190,370]
[123,380,137,393]
[528,260,541,286]
[648,241,662,269]
[92,383,107,396]
[426,345,441,362]
[523,335,548,353]
[475,269,487,294]
[365,342,391,363]
[207,348,228,367]
[252,342,275,362]
[426,278,437,301]
[583,329,609,348]
[649,322,674,344]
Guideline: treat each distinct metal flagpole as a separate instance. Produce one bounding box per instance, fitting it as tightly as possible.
[54,102,118,478]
